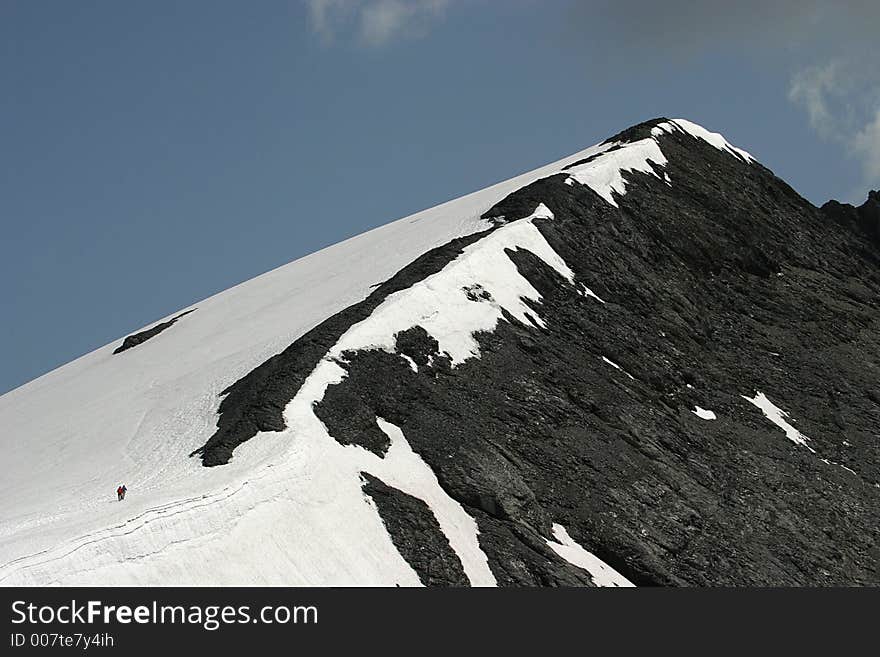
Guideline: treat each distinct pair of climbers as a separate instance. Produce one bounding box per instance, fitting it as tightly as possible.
[116,484,127,501]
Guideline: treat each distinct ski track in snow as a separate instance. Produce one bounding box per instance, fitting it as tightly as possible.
[546,524,634,587]
[0,119,756,585]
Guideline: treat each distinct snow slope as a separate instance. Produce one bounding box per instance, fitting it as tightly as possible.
[0,119,752,585]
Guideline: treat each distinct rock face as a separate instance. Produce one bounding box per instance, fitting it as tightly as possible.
[194,118,880,586]
[822,190,880,246]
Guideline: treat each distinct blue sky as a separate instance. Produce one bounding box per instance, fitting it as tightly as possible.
[2,1,878,394]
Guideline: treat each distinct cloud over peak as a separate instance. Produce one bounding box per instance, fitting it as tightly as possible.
[788,58,880,192]
[306,0,450,47]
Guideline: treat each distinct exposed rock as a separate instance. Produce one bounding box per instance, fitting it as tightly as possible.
[822,190,880,246]
[360,472,470,587]
[113,309,196,354]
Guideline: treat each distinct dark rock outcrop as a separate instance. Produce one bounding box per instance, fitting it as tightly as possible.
[360,473,470,587]
[822,190,880,246]
[113,309,196,354]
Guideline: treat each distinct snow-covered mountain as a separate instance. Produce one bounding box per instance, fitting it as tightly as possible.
[1,118,878,586]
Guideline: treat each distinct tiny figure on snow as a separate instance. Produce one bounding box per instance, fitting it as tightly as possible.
[117,484,127,501]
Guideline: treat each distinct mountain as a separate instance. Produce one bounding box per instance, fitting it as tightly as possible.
[1,118,878,586]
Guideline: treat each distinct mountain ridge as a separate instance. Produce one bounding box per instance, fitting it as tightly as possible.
[1,117,878,586]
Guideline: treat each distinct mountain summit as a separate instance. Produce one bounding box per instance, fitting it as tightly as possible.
[1,118,878,586]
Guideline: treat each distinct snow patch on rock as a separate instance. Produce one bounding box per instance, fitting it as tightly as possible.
[329,203,573,366]
[742,392,812,450]
[692,406,716,420]
[546,523,634,587]
[578,284,606,303]
[601,356,635,380]
[565,139,668,207]
[742,391,859,477]
[652,118,755,163]
[564,118,752,208]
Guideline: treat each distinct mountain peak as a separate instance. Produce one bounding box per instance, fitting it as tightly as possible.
[492,117,757,213]
[602,116,754,163]
[1,116,878,587]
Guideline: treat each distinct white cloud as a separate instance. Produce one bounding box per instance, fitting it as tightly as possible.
[305,0,354,41]
[853,109,880,183]
[788,62,841,140]
[788,59,880,189]
[304,0,450,47]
